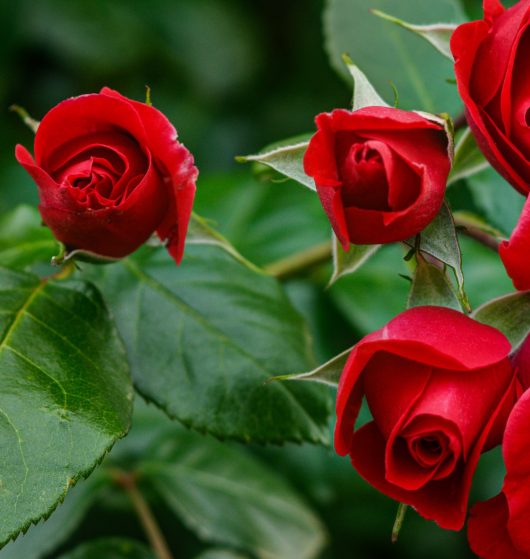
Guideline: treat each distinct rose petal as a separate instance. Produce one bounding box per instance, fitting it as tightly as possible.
[500,194,530,291]
[350,374,517,530]
[468,494,528,559]
[335,307,511,457]
[501,388,530,554]
[100,87,197,264]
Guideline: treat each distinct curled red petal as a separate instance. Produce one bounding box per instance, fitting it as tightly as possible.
[100,87,197,263]
[335,307,511,457]
[468,494,528,559]
[500,194,530,291]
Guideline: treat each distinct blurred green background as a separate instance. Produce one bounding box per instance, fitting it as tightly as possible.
[0,0,520,558]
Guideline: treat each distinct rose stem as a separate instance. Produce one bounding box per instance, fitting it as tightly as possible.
[391,503,408,544]
[453,216,501,253]
[265,241,332,280]
[114,471,174,559]
[453,111,467,132]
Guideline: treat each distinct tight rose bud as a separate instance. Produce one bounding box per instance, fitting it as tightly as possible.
[452,0,530,195]
[303,107,450,248]
[335,306,517,530]
[15,87,197,263]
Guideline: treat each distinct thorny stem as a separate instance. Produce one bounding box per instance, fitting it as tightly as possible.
[114,471,174,559]
[265,241,332,280]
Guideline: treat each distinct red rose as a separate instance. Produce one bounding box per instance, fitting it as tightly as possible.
[451,0,530,195]
[467,334,530,558]
[335,306,517,530]
[15,87,197,263]
[302,107,450,248]
[468,389,530,559]
[499,195,530,290]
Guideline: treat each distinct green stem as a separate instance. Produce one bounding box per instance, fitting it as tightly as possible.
[265,241,332,280]
[114,471,174,559]
[391,503,408,544]
[454,215,501,253]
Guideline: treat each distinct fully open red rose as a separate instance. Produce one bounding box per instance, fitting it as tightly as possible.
[499,195,530,290]
[303,107,450,248]
[452,0,530,195]
[15,87,197,263]
[335,306,517,530]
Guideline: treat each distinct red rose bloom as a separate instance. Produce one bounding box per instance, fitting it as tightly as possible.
[468,334,530,559]
[303,107,450,248]
[15,87,197,263]
[452,0,530,195]
[335,306,517,530]
[500,195,530,290]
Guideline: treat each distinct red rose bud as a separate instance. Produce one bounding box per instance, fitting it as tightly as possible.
[15,87,197,263]
[468,385,530,558]
[303,107,450,248]
[500,195,530,290]
[452,0,530,195]
[335,306,517,530]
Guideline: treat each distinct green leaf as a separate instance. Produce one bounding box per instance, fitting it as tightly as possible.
[406,202,467,309]
[56,538,154,559]
[0,473,107,559]
[0,268,132,547]
[236,137,313,191]
[448,128,489,185]
[466,167,525,236]
[407,257,461,310]
[140,425,327,559]
[472,292,530,350]
[193,172,330,267]
[187,213,262,273]
[0,206,56,270]
[371,10,457,60]
[324,0,465,113]
[341,54,388,109]
[84,245,332,445]
[272,347,350,388]
[329,235,381,285]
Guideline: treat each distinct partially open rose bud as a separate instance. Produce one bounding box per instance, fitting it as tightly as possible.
[15,87,197,263]
[335,306,517,530]
[303,107,451,247]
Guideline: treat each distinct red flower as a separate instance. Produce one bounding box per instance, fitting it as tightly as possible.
[303,107,450,248]
[15,87,197,263]
[467,334,530,559]
[335,306,517,530]
[500,195,530,290]
[468,386,530,557]
[451,0,530,195]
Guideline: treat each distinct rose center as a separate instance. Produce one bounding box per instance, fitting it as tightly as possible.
[339,143,390,211]
[409,433,449,469]
[49,131,149,209]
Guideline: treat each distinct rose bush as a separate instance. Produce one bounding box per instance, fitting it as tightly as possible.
[15,87,197,262]
[452,0,530,195]
[335,306,518,530]
[302,107,451,247]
